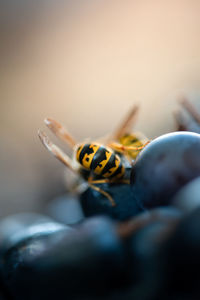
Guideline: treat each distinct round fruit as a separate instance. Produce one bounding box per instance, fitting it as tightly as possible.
[0,216,128,299]
[80,183,141,221]
[131,132,200,209]
[157,207,200,299]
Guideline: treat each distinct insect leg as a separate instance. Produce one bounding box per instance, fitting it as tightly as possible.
[88,179,110,184]
[109,141,150,152]
[116,179,130,184]
[88,179,116,206]
[89,178,130,184]
[38,130,78,174]
[44,118,77,149]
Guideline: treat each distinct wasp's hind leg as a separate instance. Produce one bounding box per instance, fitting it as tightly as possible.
[88,183,116,207]
[44,118,77,149]
[87,176,130,206]
[88,178,130,185]
[38,130,78,174]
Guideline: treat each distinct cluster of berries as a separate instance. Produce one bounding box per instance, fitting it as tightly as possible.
[1,99,200,299]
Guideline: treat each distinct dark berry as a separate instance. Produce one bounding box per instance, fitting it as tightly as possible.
[173,176,200,212]
[0,213,67,256]
[80,183,142,221]
[157,207,200,299]
[0,216,129,299]
[120,207,182,300]
[131,132,200,209]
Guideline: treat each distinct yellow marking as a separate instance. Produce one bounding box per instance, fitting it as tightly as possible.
[114,165,125,179]
[94,150,112,175]
[102,154,121,178]
[82,144,100,170]
[120,135,143,147]
[119,134,145,159]
[119,135,136,145]
[76,144,84,162]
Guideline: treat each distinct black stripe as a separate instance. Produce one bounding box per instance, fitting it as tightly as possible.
[79,144,95,165]
[90,146,109,172]
[121,136,138,144]
[130,137,139,143]
[101,153,117,176]
[110,161,123,178]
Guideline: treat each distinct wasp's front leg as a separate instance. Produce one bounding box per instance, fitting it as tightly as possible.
[87,176,116,207]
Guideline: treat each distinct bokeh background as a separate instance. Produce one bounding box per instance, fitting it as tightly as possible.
[1,0,200,217]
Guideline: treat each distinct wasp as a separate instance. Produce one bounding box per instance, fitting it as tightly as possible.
[38,105,149,206]
[106,105,149,160]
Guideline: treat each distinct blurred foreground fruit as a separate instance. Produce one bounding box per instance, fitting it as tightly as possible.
[47,194,84,225]
[131,132,200,209]
[0,213,72,300]
[157,207,200,299]
[0,213,66,256]
[0,215,129,300]
[116,207,182,300]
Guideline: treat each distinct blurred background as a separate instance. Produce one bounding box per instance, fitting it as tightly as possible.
[1,0,200,218]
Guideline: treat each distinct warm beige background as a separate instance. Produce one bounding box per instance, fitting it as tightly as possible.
[1,0,200,217]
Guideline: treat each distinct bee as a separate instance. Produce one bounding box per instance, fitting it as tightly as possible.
[38,105,149,206]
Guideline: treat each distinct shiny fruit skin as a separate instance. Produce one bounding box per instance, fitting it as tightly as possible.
[131,132,200,209]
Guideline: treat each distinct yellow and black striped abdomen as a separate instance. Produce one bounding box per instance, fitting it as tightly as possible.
[76,143,125,179]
